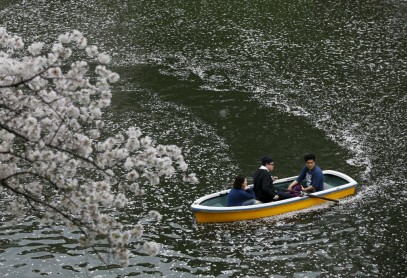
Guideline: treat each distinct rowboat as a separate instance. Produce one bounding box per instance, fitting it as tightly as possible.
[191,170,357,223]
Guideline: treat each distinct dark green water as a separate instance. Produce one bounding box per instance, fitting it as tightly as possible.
[1,0,406,277]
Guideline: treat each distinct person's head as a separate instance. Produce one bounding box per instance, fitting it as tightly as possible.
[261,156,275,171]
[304,153,316,170]
[233,175,247,189]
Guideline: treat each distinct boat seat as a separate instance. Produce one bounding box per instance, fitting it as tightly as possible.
[323,183,334,190]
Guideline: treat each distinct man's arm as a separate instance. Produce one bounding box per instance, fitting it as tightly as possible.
[288,167,306,190]
[301,185,315,192]
[287,180,299,191]
[261,173,278,199]
[310,168,324,191]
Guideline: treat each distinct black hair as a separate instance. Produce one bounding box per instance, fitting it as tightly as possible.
[304,153,316,162]
[261,156,273,166]
[233,175,246,189]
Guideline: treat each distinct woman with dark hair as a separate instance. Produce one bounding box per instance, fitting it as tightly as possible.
[227,175,256,206]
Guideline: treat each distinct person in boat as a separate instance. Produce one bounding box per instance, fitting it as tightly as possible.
[287,153,324,194]
[227,175,256,206]
[253,156,293,202]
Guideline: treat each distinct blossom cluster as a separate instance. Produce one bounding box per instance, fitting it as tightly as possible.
[0,27,198,266]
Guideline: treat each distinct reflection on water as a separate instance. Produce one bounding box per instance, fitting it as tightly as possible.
[1,0,406,277]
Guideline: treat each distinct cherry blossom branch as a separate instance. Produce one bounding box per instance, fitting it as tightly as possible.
[0,27,198,267]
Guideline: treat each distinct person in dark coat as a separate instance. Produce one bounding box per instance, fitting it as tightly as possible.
[253,156,293,203]
[227,175,256,206]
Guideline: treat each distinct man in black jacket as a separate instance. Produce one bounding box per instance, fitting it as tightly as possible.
[253,156,293,203]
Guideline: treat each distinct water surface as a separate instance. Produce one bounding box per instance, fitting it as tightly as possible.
[1,0,406,277]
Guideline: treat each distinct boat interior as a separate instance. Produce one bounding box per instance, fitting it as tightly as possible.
[200,173,349,207]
